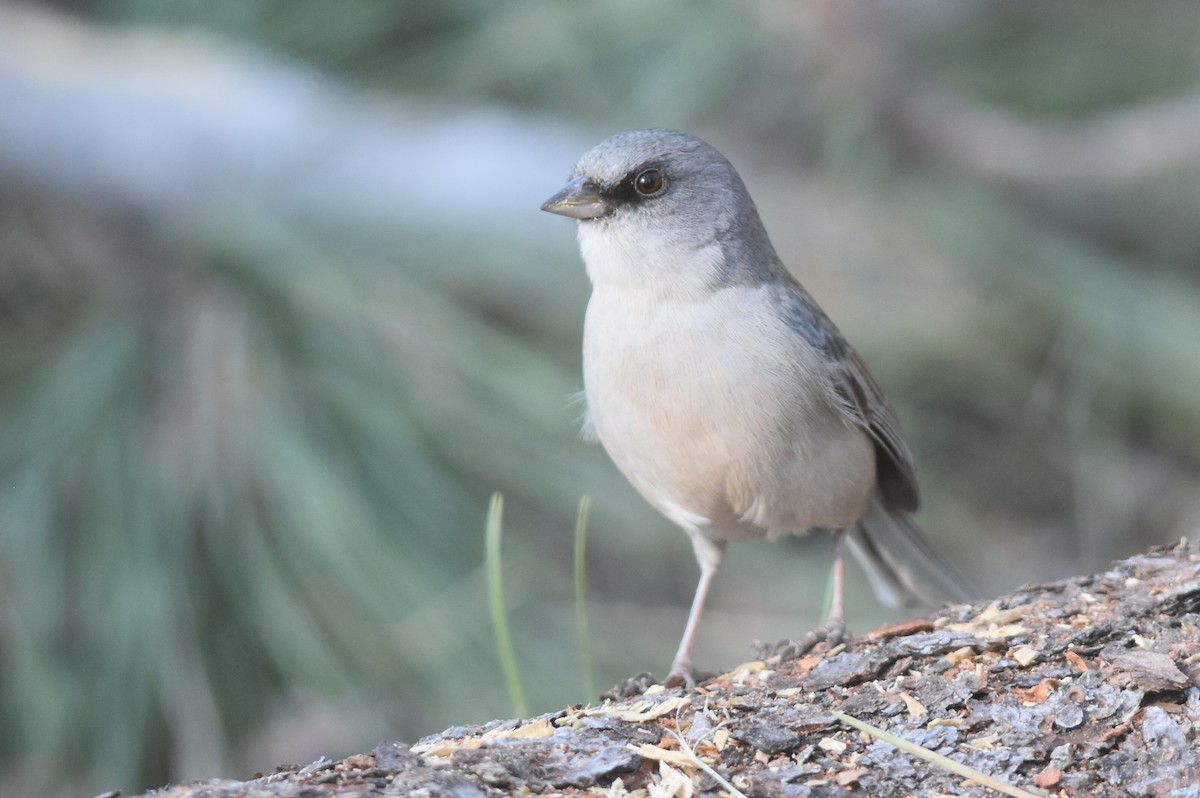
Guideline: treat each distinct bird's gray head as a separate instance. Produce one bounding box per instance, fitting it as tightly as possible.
[542,130,783,291]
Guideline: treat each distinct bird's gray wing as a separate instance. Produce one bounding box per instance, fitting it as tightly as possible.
[771,275,920,513]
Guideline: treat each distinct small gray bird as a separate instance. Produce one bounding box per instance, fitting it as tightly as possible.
[542,129,970,687]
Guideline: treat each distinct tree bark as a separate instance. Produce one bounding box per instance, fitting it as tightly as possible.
[136,542,1200,797]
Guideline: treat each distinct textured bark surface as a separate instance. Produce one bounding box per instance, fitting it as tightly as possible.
[138,543,1200,798]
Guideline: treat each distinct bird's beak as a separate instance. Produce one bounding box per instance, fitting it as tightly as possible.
[541,176,607,220]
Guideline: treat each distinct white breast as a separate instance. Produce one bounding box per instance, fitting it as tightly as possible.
[581,277,875,542]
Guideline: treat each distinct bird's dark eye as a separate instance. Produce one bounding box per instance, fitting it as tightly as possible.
[633,169,665,196]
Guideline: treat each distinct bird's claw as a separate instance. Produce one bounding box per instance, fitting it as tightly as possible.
[664,662,696,690]
[761,616,848,663]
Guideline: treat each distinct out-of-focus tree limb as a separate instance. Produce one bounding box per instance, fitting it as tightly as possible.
[769,0,1200,186]
[893,86,1200,187]
[0,3,585,229]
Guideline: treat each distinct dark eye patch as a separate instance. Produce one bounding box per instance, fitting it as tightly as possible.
[603,163,668,208]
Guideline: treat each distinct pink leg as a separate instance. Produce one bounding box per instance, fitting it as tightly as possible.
[667,560,719,688]
[769,528,849,661]
[828,527,846,629]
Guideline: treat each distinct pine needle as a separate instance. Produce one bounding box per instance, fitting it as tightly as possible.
[832,711,1042,798]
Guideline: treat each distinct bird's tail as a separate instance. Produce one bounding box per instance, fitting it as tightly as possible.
[846,495,974,608]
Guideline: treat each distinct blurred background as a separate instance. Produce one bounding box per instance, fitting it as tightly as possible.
[1,0,1199,794]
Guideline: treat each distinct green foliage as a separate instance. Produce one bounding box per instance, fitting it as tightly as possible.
[914,0,1200,117]
[98,0,797,131]
[4,2,1200,797]
[0,201,650,793]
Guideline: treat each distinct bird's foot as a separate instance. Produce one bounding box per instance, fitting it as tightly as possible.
[664,660,696,690]
[758,616,847,663]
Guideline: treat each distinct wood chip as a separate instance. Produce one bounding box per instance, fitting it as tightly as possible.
[1033,767,1062,788]
[482,718,556,741]
[628,743,697,768]
[648,761,694,798]
[944,646,977,666]
[818,737,847,755]
[834,767,868,786]
[900,692,928,717]
[868,618,935,640]
[1011,645,1039,667]
[968,734,1000,750]
[614,697,691,723]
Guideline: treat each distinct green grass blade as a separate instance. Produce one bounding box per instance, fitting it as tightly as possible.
[573,495,596,700]
[484,493,528,717]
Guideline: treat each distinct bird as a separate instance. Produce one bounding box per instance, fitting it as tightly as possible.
[541,129,971,688]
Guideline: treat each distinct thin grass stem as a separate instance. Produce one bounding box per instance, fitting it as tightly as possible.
[573,495,596,700]
[665,727,748,798]
[485,493,528,717]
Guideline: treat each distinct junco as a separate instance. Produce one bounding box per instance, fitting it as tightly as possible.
[542,129,971,687]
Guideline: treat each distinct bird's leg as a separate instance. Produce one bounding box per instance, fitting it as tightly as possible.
[769,528,848,662]
[665,559,720,689]
[821,526,848,643]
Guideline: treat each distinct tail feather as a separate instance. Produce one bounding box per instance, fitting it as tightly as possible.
[846,495,974,608]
